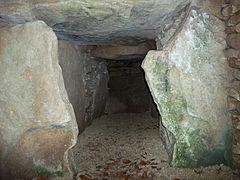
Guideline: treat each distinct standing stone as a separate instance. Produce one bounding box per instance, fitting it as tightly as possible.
[83,56,108,122]
[142,8,233,167]
[58,41,108,133]
[0,21,78,179]
[58,40,87,133]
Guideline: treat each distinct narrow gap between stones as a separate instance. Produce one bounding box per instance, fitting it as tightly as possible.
[70,41,165,179]
[57,39,237,179]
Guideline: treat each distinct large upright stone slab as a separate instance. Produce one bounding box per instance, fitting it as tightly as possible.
[58,41,108,133]
[142,8,233,167]
[0,21,78,179]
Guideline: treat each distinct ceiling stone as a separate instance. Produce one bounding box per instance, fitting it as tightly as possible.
[0,0,190,45]
[92,42,156,60]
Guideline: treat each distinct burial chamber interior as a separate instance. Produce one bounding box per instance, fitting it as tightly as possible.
[56,39,182,179]
[0,0,239,179]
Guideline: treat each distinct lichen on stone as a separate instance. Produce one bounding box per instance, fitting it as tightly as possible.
[142,8,232,168]
[34,165,64,177]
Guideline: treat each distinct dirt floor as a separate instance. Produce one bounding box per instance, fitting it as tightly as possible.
[72,113,240,180]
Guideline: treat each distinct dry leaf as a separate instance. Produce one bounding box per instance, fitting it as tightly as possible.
[173,177,181,180]
[142,170,148,178]
[134,164,140,171]
[116,171,125,177]
[122,159,131,164]
[79,175,93,180]
[139,160,147,166]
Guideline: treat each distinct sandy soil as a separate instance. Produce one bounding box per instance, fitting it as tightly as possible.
[72,113,240,180]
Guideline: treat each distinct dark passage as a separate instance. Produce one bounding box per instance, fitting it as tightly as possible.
[105,60,151,114]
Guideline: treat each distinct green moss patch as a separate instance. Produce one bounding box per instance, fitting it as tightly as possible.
[34,165,64,178]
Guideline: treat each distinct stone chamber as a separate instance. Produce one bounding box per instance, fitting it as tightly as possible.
[0,0,240,179]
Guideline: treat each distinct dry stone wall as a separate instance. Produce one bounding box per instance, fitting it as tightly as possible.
[221,0,240,170]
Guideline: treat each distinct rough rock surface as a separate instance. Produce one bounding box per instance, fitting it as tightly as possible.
[142,8,233,167]
[223,0,240,170]
[92,43,155,60]
[0,21,78,179]
[59,40,108,133]
[0,0,190,45]
[58,40,86,133]
[83,55,109,122]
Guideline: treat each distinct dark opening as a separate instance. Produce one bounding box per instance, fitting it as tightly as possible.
[105,59,152,114]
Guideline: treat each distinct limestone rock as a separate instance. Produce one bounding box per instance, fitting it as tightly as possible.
[236,121,240,130]
[83,57,109,122]
[221,4,239,17]
[226,33,240,49]
[229,88,240,101]
[227,12,240,26]
[232,80,240,90]
[235,23,240,32]
[224,48,239,58]
[142,8,232,167]
[58,41,88,133]
[194,0,223,19]
[0,0,190,45]
[59,41,108,133]
[233,143,240,155]
[234,69,240,80]
[225,26,236,34]
[228,97,240,112]
[228,57,240,68]
[92,43,155,60]
[0,21,78,179]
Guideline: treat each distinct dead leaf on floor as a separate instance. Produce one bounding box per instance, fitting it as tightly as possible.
[134,164,140,171]
[173,177,181,180]
[79,175,93,180]
[117,171,131,180]
[122,159,131,164]
[116,171,125,177]
[101,171,109,177]
[119,174,131,180]
[139,160,147,166]
[142,170,148,178]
